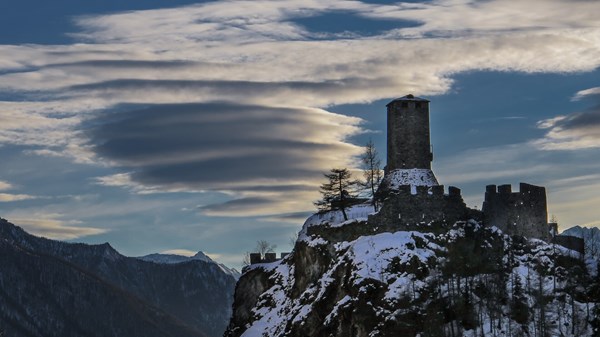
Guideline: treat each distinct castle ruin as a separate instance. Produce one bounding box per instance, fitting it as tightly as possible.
[370,94,582,253]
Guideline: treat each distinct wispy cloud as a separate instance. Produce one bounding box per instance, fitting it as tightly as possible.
[0,193,36,202]
[535,91,600,150]
[573,87,600,101]
[10,215,107,240]
[160,249,197,257]
[0,180,12,191]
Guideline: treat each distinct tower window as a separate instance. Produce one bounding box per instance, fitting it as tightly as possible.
[416,103,422,108]
[401,102,408,108]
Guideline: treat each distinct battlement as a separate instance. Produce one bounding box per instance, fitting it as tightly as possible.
[369,183,469,231]
[483,182,550,241]
[249,252,289,265]
[389,184,462,198]
[486,183,546,197]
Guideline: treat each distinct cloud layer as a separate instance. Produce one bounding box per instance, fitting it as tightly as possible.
[2,0,600,216]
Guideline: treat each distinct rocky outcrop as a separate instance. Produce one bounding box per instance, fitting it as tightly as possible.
[225,209,598,337]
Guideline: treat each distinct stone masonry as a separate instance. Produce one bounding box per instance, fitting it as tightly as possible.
[482,183,552,242]
[368,185,469,230]
[386,94,433,172]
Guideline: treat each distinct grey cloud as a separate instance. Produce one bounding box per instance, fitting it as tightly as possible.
[46,60,200,69]
[198,197,275,214]
[551,107,600,130]
[67,77,391,101]
[536,97,600,150]
[85,102,361,196]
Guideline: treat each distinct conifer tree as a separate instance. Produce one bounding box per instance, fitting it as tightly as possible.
[315,168,357,221]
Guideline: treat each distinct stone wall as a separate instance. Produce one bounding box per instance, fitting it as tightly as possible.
[368,185,469,230]
[249,252,288,265]
[553,235,585,255]
[482,183,551,241]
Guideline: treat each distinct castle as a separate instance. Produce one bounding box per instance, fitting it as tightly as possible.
[251,95,584,267]
[370,94,583,252]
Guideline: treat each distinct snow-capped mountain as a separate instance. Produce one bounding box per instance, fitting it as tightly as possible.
[562,225,600,256]
[139,251,214,264]
[0,217,237,337]
[139,251,240,278]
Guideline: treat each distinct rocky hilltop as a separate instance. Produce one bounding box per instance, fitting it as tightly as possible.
[225,206,599,337]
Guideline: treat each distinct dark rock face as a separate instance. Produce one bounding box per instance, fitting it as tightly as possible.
[0,218,237,337]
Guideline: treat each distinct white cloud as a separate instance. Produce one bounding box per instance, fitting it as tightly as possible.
[573,87,600,101]
[160,249,197,256]
[0,181,12,191]
[9,215,107,240]
[0,193,36,202]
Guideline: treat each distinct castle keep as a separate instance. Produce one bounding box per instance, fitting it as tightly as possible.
[369,94,470,230]
[386,95,433,171]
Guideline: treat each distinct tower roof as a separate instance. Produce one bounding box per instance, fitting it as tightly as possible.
[386,94,429,106]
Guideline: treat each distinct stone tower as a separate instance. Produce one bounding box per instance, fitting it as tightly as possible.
[386,94,433,172]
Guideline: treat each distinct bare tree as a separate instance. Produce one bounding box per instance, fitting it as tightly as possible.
[242,240,277,267]
[314,168,357,221]
[255,240,276,258]
[289,232,299,248]
[360,138,383,211]
[242,251,251,267]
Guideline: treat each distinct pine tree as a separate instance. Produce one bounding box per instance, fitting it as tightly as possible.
[314,168,357,221]
[510,273,529,325]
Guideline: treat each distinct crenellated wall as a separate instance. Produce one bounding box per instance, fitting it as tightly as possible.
[482,183,552,241]
[368,185,470,231]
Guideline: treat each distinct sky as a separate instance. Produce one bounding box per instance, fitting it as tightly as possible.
[1,0,600,268]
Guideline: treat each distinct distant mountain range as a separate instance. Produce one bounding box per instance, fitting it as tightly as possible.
[0,217,237,337]
[139,251,240,278]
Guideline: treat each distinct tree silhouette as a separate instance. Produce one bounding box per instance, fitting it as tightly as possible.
[315,168,357,221]
[359,139,383,211]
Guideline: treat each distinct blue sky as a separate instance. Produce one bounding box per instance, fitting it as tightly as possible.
[1,0,600,268]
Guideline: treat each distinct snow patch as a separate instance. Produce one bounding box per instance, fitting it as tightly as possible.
[383,168,439,192]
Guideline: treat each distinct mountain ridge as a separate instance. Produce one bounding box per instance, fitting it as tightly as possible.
[0,217,236,337]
